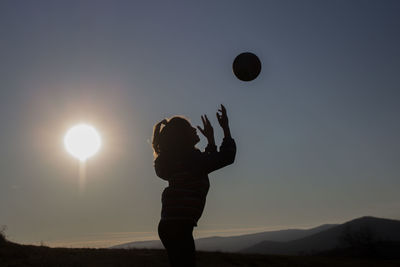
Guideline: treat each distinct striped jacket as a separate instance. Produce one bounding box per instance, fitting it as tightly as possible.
[154,137,236,226]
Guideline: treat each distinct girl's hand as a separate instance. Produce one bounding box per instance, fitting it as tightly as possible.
[197,115,215,145]
[216,104,229,130]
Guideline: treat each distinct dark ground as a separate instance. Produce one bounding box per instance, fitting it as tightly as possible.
[1,239,400,267]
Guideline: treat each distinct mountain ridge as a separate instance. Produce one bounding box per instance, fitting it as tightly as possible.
[112,216,400,255]
[112,223,339,252]
[242,216,400,255]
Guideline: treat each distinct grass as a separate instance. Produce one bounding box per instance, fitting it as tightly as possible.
[1,239,400,267]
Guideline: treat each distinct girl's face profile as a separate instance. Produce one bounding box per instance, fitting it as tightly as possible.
[178,119,199,146]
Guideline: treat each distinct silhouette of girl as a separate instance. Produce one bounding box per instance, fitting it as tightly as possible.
[152,105,236,267]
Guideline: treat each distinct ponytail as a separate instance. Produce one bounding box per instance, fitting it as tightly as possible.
[152,119,167,156]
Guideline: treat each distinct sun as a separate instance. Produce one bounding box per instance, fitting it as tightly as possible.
[64,124,101,161]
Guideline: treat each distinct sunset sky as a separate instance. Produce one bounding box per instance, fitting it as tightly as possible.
[1,1,399,247]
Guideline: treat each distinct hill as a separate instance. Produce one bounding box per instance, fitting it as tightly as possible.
[112,224,337,252]
[242,216,400,256]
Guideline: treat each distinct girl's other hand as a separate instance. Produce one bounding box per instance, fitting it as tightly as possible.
[216,104,229,130]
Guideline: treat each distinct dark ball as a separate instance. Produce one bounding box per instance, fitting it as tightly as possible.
[232,52,262,81]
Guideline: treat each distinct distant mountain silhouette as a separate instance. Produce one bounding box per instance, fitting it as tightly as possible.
[195,224,335,252]
[242,216,400,255]
[113,216,400,256]
[112,224,337,252]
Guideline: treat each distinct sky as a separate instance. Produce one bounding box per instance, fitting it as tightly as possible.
[1,0,400,248]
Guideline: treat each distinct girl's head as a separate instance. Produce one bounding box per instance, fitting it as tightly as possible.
[152,116,200,157]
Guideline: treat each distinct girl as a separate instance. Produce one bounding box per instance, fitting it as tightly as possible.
[152,105,236,267]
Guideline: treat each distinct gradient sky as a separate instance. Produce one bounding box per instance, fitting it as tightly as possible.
[1,0,400,248]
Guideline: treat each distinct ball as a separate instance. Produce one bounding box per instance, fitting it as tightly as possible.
[232,52,262,81]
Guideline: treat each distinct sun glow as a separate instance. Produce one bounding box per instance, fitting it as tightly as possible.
[64,124,101,161]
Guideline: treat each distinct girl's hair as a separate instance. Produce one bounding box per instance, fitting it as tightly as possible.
[152,116,196,158]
